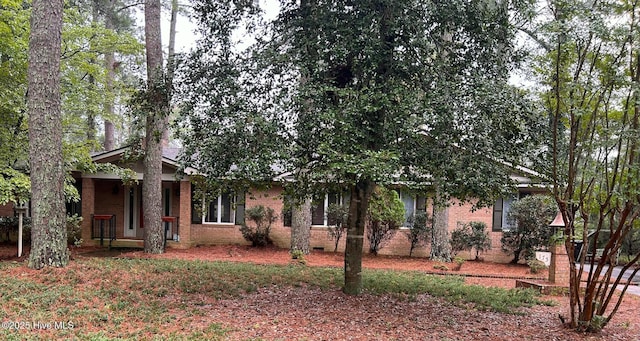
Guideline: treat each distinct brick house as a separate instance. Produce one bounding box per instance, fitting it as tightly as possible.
[1,147,546,262]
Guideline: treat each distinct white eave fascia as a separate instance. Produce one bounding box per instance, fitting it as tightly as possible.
[82,172,182,182]
[91,146,130,163]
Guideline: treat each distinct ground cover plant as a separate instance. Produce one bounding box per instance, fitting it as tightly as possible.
[0,256,541,340]
[0,246,638,340]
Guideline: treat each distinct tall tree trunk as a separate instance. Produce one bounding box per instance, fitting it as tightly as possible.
[290,198,311,254]
[430,193,451,262]
[143,0,166,254]
[161,0,179,144]
[27,0,69,269]
[344,180,375,295]
[167,0,178,84]
[103,0,116,151]
[86,0,100,145]
[343,1,391,294]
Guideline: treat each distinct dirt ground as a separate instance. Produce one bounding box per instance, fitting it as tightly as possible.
[3,244,640,340]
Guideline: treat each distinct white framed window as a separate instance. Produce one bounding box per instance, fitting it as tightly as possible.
[204,192,234,224]
[311,192,348,226]
[397,191,427,227]
[191,190,245,225]
[493,193,532,232]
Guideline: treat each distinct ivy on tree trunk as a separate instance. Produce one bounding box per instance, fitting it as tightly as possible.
[142,0,167,254]
[27,0,69,269]
[344,179,375,295]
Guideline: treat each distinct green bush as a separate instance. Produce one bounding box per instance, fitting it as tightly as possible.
[406,211,430,256]
[367,187,405,255]
[290,249,307,265]
[67,214,83,246]
[0,214,82,246]
[0,216,32,243]
[239,205,277,247]
[450,221,491,260]
[501,195,556,263]
[526,258,547,274]
[326,203,349,252]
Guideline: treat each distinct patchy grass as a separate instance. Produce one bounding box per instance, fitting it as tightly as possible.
[363,270,550,313]
[0,258,548,340]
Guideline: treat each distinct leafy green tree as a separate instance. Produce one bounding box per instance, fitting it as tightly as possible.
[501,196,556,264]
[1,1,142,207]
[366,186,405,255]
[62,0,143,152]
[0,1,30,197]
[177,0,543,295]
[529,0,640,330]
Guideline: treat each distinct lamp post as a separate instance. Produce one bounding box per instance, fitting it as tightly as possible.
[15,202,27,258]
[548,211,568,284]
[549,211,565,236]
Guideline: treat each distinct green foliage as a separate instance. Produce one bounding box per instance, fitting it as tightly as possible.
[326,203,349,252]
[538,1,640,323]
[240,205,276,247]
[177,0,544,205]
[526,258,547,275]
[366,186,405,255]
[289,249,306,265]
[406,211,430,257]
[66,214,83,247]
[450,221,491,260]
[0,168,30,205]
[0,215,31,243]
[433,264,449,271]
[177,0,545,293]
[94,163,138,186]
[61,2,143,146]
[0,1,143,213]
[0,256,549,337]
[453,256,466,271]
[500,196,556,264]
[0,1,29,171]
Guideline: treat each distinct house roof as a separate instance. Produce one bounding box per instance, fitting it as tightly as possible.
[91,146,181,164]
[88,145,197,179]
[89,144,543,189]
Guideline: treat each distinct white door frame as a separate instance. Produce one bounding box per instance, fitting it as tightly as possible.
[123,185,140,238]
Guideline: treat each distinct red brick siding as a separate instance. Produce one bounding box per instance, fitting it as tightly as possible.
[82,175,516,263]
[189,186,291,248]
[195,189,512,262]
[373,199,512,262]
[175,180,191,249]
[190,223,250,246]
[81,178,95,245]
[0,203,14,216]
[83,178,188,247]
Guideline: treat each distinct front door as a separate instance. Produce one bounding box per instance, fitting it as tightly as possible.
[124,185,141,238]
[162,186,173,239]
